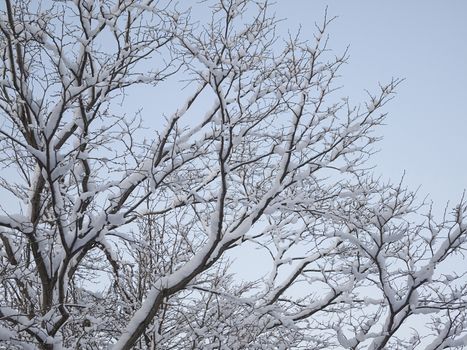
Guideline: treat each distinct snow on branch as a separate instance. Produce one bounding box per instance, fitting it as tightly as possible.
[0,1,465,349]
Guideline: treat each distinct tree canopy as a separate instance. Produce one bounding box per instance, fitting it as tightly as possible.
[0,0,466,349]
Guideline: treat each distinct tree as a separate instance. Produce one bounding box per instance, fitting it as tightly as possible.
[0,0,466,349]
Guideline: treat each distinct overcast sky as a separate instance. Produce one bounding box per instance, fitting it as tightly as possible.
[124,1,467,210]
[272,1,467,208]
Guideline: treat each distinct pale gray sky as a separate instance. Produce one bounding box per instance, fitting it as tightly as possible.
[273,1,467,206]
[120,0,467,210]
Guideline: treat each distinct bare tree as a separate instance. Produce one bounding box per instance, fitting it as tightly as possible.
[0,0,466,349]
